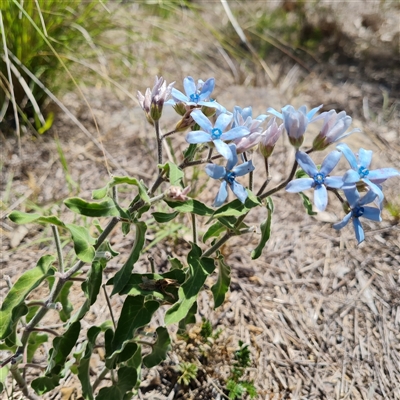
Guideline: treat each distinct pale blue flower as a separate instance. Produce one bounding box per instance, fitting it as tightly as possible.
[267,104,323,148]
[167,76,225,112]
[206,144,255,207]
[185,109,250,161]
[285,150,343,211]
[337,143,399,207]
[333,187,381,244]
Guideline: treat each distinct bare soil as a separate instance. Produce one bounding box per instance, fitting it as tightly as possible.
[1,1,400,399]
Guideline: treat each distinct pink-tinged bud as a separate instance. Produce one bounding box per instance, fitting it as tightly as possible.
[312,110,354,151]
[165,185,191,201]
[234,132,262,153]
[175,109,195,132]
[259,118,284,158]
[173,102,187,116]
[137,88,153,125]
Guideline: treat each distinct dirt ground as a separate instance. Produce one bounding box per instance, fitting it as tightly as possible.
[1,1,400,399]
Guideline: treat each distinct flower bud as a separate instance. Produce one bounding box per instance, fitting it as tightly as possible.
[258,118,284,158]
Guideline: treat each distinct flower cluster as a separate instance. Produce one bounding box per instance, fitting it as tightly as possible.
[138,75,399,244]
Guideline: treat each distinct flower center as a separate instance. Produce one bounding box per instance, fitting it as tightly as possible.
[358,166,369,178]
[313,172,325,185]
[211,128,222,140]
[226,171,236,184]
[352,206,365,218]
[189,93,200,103]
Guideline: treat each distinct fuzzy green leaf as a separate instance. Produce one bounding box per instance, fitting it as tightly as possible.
[56,281,74,322]
[152,211,179,223]
[251,197,274,260]
[164,199,214,216]
[159,162,184,186]
[96,367,137,400]
[7,211,64,227]
[202,221,226,243]
[31,375,60,395]
[77,326,102,400]
[110,296,159,358]
[143,327,171,368]
[27,332,48,363]
[165,244,215,325]
[299,192,317,216]
[211,194,260,219]
[211,252,231,308]
[111,221,147,295]
[65,223,96,263]
[0,255,55,339]
[64,197,119,217]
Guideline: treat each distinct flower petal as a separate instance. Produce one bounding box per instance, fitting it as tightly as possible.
[230,181,248,203]
[295,151,317,177]
[214,181,228,207]
[199,100,226,113]
[221,126,250,141]
[226,144,238,171]
[314,184,328,211]
[215,112,233,132]
[171,88,189,103]
[186,131,211,144]
[368,168,400,182]
[352,218,365,244]
[214,139,233,161]
[234,160,255,177]
[362,178,384,205]
[359,188,378,206]
[266,107,283,119]
[342,169,361,184]
[190,110,213,133]
[199,78,215,100]
[333,212,352,230]
[183,76,196,97]
[358,148,373,168]
[337,143,358,170]
[205,164,226,180]
[343,187,360,208]
[362,206,382,222]
[320,150,342,175]
[307,104,323,121]
[285,178,314,192]
[325,176,343,189]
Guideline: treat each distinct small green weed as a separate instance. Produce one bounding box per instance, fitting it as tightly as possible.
[177,362,198,386]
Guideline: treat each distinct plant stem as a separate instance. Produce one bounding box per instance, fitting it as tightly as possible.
[154,119,163,165]
[162,129,176,139]
[102,284,116,329]
[191,213,197,245]
[51,225,64,274]
[92,366,109,391]
[10,364,40,400]
[257,158,271,196]
[202,232,232,258]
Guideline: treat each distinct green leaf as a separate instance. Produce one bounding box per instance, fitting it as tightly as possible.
[211,194,260,219]
[78,326,102,400]
[183,143,197,161]
[109,296,159,359]
[92,176,150,204]
[64,197,119,217]
[96,367,137,400]
[65,224,96,263]
[299,192,317,216]
[0,255,55,339]
[7,211,64,227]
[111,222,147,295]
[165,244,215,325]
[0,365,9,393]
[159,162,184,186]
[178,301,197,334]
[165,199,214,216]
[152,211,179,223]
[27,332,48,363]
[211,252,231,308]
[46,321,81,374]
[70,260,106,323]
[202,221,226,242]
[117,342,138,364]
[169,257,185,270]
[251,197,274,260]
[143,327,171,368]
[32,375,60,395]
[125,344,142,387]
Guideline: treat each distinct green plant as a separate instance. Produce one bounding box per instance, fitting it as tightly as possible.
[177,362,198,386]
[226,341,257,399]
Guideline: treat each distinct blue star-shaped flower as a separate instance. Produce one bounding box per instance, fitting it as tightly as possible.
[337,143,399,207]
[205,144,255,207]
[168,76,225,112]
[185,109,250,161]
[333,187,381,244]
[285,150,343,211]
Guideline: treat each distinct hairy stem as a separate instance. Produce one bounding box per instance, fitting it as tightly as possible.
[51,225,64,274]
[92,366,110,391]
[10,364,40,400]
[191,213,197,245]
[154,119,163,165]
[102,284,116,329]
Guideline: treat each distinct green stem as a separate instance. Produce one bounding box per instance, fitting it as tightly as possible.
[202,232,232,258]
[191,213,197,245]
[257,158,271,196]
[51,225,64,274]
[154,119,163,165]
[102,284,116,329]
[10,364,40,400]
[92,366,110,391]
